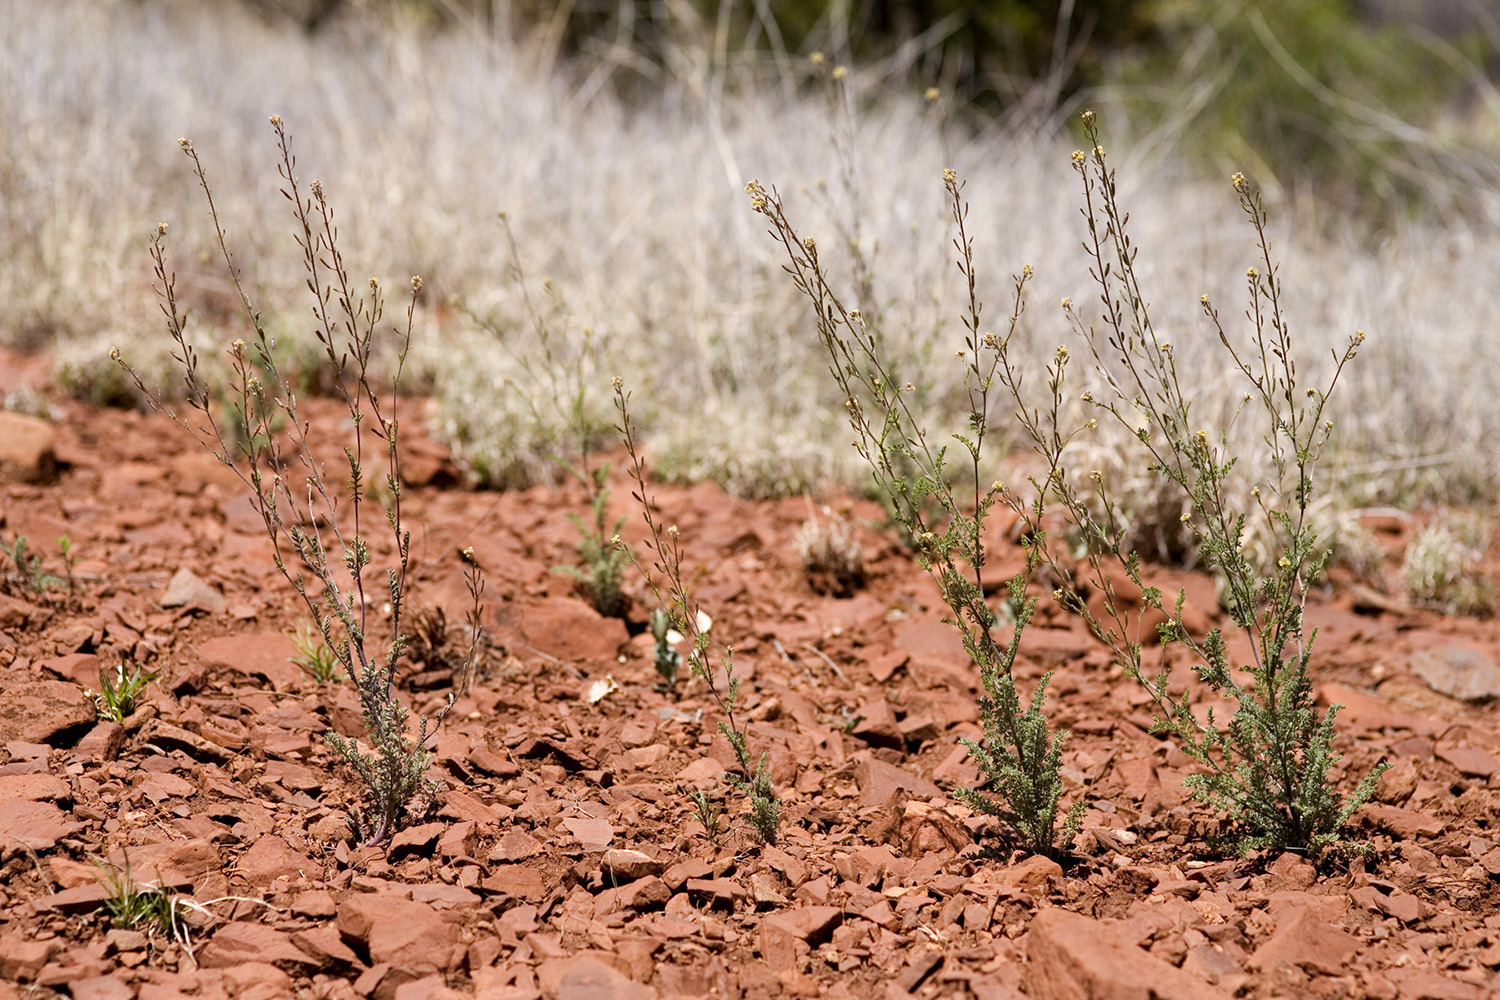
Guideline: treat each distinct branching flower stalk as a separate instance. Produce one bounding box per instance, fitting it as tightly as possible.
[614,380,781,845]
[113,118,484,846]
[746,177,1080,857]
[1029,111,1386,854]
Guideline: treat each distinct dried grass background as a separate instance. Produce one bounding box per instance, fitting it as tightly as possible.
[6,0,1500,527]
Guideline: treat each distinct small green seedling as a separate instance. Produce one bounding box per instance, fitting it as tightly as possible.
[97,661,158,722]
[287,623,341,685]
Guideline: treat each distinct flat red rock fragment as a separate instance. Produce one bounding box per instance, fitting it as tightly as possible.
[336,893,464,973]
[1249,908,1361,976]
[1024,908,1231,1000]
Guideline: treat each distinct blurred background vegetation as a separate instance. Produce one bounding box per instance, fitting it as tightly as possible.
[236,0,1498,219]
[11,0,1500,522]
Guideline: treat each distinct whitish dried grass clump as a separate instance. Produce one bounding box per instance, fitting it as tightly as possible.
[795,507,865,597]
[10,1,1500,517]
[1403,516,1492,617]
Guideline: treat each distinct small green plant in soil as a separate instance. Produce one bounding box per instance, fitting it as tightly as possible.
[747,177,1079,858]
[287,622,341,685]
[617,380,782,845]
[113,117,483,845]
[91,852,184,945]
[555,475,628,618]
[0,532,69,595]
[96,660,158,722]
[684,785,723,843]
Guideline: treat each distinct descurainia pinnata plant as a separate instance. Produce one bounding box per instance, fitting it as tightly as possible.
[1025,111,1388,855]
[616,379,782,845]
[746,176,1081,858]
[113,117,484,846]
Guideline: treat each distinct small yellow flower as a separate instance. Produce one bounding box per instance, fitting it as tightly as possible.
[943,168,956,183]
[1086,419,1097,430]
[1022,263,1034,277]
[667,525,679,538]
[156,222,168,236]
[991,480,1003,492]
[809,52,824,65]
[924,87,939,102]
[108,347,121,361]
[609,535,622,548]
[269,114,282,126]
[1081,109,1095,124]
[1089,469,1102,482]
[1354,329,1367,345]
[1080,390,1093,403]
[1246,266,1259,279]
[177,137,190,147]
[982,332,998,348]
[903,383,914,392]
[1055,345,1069,359]
[368,277,378,291]
[1231,171,1246,190]
[610,375,623,391]
[1071,150,1085,165]
[1180,511,1191,524]
[1200,294,1209,306]
[1093,145,1105,159]
[1061,296,1072,309]
[847,309,860,320]
[410,276,422,292]
[832,65,847,80]
[803,237,816,252]
[232,338,246,351]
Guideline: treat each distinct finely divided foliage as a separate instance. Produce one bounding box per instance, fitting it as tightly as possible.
[746,174,1080,858]
[1047,112,1387,853]
[752,109,1387,858]
[114,118,484,846]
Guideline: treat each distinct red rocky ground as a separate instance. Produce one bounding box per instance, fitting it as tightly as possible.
[0,351,1498,1000]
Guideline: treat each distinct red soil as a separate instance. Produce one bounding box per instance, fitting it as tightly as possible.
[1,357,1497,1000]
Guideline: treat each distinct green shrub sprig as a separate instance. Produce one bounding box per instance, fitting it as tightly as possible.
[1005,112,1389,855]
[114,118,484,846]
[616,381,782,845]
[746,176,1080,858]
